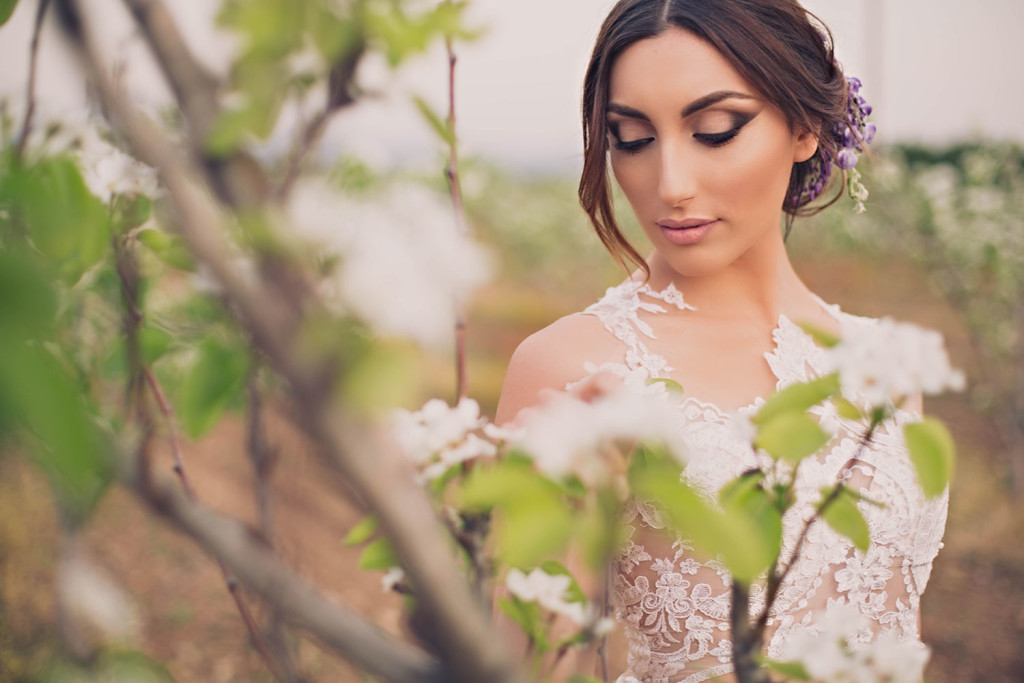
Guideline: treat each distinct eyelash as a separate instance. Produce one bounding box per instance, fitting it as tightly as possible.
[612,123,745,155]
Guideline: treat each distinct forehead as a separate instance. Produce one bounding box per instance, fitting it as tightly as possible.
[608,27,754,106]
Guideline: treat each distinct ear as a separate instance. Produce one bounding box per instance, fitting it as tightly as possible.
[793,129,819,164]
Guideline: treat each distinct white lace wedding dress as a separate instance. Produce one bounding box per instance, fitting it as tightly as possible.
[576,280,948,683]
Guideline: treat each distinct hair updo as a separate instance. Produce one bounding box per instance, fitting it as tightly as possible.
[579,0,852,274]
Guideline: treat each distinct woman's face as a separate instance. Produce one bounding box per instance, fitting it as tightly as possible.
[606,27,817,278]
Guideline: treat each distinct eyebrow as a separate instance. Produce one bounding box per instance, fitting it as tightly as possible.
[606,90,756,121]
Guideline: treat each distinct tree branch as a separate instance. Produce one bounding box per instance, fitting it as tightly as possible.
[276,39,366,200]
[118,0,270,208]
[56,3,521,680]
[113,232,289,681]
[121,460,444,683]
[15,0,53,160]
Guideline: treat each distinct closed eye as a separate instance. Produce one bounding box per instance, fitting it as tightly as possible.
[694,126,742,148]
[613,137,654,154]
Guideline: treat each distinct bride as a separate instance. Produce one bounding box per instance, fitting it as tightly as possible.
[495,1,947,681]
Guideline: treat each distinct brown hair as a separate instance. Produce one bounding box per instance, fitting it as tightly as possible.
[579,0,850,275]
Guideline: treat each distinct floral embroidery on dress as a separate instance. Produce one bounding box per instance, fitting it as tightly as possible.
[575,280,949,683]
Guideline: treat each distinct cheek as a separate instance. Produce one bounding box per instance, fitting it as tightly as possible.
[610,157,653,208]
[707,138,794,213]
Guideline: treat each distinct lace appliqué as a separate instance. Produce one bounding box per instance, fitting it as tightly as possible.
[578,280,949,683]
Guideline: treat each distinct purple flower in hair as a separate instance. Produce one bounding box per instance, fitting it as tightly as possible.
[795,73,874,210]
[837,149,859,170]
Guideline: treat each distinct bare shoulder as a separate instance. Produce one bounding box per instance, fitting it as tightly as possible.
[494,312,624,425]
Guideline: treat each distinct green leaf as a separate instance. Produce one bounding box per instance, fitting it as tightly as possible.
[498,596,546,647]
[0,0,19,28]
[538,560,586,604]
[177,337,250,439]
[0,344,111,520]
[0,250,57,341]
[568,677,607,683]
[719,471,783,567]
[753,374,839,426]
[798,321,841,348]
[833,397,864,421]
[413,95,454,147]
[342,342,419,413]
[0,156,109,283]
[754,412,830,464]
[903,418,955,498]
[137,229,196,271]
[576,488,627,571]
[0,251,110,519]
[343,515,379,546]
[459,461,572,567]
[760,658,812,681]
[629,449,774,583]
[357,536,399,570]
[112,194,153,233]
[139,325,173,365]
[647,377,684,393]
[820,487,871,552]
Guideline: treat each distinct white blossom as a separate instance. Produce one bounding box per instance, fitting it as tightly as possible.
[781,601,930,682]
[483,421,526,443]
[1,97,159,204]
[79,144,160,203]
[58,547,139,658]
[506,568,612,630]
[512,377,687,487]
[392,398,496,481]
[287,178,492,347]
[505,568,583,622]
[868,632,931,682]
[381,567,405,592]
[824,318,965,406]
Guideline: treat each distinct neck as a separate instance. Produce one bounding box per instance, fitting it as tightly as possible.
[643,225,810,327]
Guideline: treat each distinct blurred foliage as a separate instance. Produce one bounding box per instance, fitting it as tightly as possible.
[0,0,18,28]
[811,142,1024,490]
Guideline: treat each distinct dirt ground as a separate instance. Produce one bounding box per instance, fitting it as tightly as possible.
[2,252,1023,682]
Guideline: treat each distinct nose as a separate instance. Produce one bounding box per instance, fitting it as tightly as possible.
[657,138,697,208]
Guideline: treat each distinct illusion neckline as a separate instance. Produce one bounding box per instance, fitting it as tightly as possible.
[608,279,846,418]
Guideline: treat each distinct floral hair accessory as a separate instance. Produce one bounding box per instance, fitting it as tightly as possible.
[796,74,876,213]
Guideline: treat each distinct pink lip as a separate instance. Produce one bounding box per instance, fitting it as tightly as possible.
[657,219,718,245]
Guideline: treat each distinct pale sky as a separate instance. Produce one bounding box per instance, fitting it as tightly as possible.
[2,0,1022,172]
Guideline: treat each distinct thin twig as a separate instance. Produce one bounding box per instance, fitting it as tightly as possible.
[275,38,365,199]
[143,357,288,682]
[118,0,270,209]
[754,428,876,633]
[443,33,470,400]
[15,0,52,160]
[245,360,304,683]
[599,566,611,682]
[246,359,276,541]
[112,234,288,682]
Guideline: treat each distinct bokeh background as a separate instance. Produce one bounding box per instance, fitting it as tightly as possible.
[1,1,1023,681]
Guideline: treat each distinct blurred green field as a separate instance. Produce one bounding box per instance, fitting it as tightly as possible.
[2,147,1023,682]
